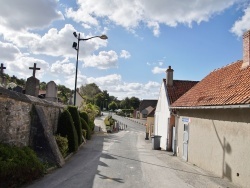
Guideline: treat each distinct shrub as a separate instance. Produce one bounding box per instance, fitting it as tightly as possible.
[57,109,78,153]
[55,135,68,158]
[0,143,44,188]
[82,130,87,140]
[89,120,95,131]
[80,118,91,140]
[79,111,89,125]
[67,106,83,145]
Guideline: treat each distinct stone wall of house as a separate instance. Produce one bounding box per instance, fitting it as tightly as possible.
[0,87,65,166]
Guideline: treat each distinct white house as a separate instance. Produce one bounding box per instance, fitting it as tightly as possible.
[154,66,198,151]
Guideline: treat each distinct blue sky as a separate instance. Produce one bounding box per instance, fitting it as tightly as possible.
[0,0,250,100]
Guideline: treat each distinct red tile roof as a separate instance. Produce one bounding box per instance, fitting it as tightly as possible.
[166,79,198,104]
[171,61,250,107]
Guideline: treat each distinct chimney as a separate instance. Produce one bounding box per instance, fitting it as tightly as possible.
[242,30,250,69]
[166,66,174,86]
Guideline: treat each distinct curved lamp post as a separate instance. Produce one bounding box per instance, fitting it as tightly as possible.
[72,32,108,106]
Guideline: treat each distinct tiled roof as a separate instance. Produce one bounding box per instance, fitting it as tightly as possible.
[166,79,198,104]
[139,100,157,112]
[171,61,250,107]
[148,108,156,117]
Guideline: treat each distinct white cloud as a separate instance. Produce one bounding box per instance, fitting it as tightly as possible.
[152,66,167,74]
[5,56,50,80]
[87,74,122,86]
[231,5,250,37]
[147,21,160,37]
[66,0,238,36]
[50,58,76,75]
[120,50,131,59]
[84,50,118,69]
[0,42,21,61]
[159,62,163,66]
[0,0,63,31]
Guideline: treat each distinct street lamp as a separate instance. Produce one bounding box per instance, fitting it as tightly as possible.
[72,32,108,106]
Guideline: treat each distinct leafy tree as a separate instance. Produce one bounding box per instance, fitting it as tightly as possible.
[130,97,140,109]
[94,93,105,109]
[80,83,102,103]
[108,101,118,111]
[40,82,47,90]
[58,85,72,104]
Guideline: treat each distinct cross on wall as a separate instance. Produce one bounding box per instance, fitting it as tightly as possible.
[29,63,40,77]
[0,63,6,77]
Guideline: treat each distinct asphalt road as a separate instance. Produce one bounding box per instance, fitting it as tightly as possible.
[26,114,238,188]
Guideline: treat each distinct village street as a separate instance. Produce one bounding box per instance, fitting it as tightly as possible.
[26,114,238,188]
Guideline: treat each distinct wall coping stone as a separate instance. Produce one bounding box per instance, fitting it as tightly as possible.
[0,87,65,108]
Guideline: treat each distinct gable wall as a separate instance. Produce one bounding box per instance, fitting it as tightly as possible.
[154,82,170,150]
[176,108,250,188]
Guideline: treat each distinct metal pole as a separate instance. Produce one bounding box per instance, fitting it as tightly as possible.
[74,33,80,106]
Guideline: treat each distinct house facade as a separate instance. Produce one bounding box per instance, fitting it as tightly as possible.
[170,30,250,188]
[154,66,198,151]
[136,99,157,120]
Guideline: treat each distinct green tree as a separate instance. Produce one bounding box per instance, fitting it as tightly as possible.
[108,101,118,111]
[58,85,72,104]
[130,97,140,109]
[80,83,102,103]
[40,82,47,90]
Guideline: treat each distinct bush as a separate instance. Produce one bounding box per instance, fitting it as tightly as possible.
[57,109,78,153]
[67,106,82,145]
[82,130,87,140]
[104,116,114,126]
[55,135,68,158]
[89,120,95,131]
[80,118,91,140]
[0,143,44,188]
[79,111,89,125]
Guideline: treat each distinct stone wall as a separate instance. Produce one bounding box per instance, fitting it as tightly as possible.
[0,87,65,166]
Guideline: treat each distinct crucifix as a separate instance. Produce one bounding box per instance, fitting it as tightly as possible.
[29,63,40,77]
[0,63,6,77]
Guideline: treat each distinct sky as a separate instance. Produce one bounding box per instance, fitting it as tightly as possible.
[0,0,250,100]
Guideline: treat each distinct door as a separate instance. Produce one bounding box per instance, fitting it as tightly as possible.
[182,124,189,161]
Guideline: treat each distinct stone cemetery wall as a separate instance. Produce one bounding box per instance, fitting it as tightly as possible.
[0,87,65,166]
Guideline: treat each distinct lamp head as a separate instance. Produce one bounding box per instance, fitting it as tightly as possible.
[72,42,77,49]
[99,35,108,40]
[73,32,77,38]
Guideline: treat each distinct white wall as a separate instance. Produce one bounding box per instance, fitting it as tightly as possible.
[154,83,170,150]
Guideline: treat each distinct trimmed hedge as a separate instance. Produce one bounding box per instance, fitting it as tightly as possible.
[57,109,78,153]
[55,135,68,158]
[0,143,44,188]
[67,106,83,145]
[79,111,89,124]
[80,118,91,140]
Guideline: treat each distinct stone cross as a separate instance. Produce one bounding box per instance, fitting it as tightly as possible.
[0,63,6,77]
[29,63,40,77]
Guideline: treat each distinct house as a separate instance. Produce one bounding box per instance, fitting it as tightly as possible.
[69,88,85,108]
[154,66,198,151]
[170,30,250,188]
[136,99,157,119]
[146,108,155,138]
